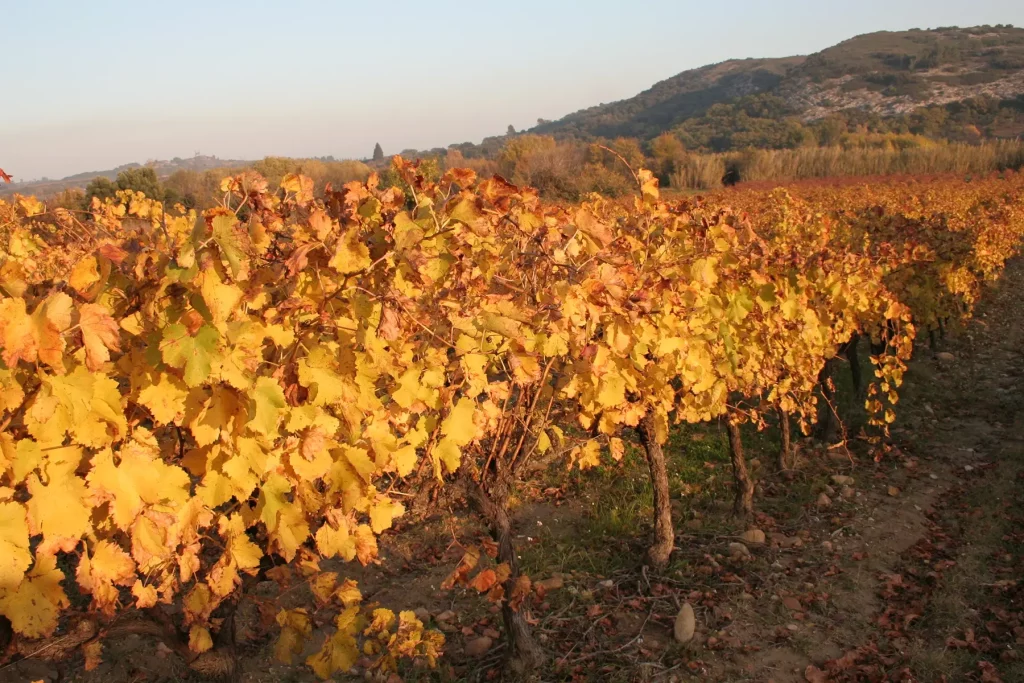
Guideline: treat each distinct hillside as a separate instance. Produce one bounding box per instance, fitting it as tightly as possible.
[0,155,251,198]
[533,25,1024,146]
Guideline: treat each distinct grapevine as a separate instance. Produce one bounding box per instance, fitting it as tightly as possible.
[0,163,1021,677]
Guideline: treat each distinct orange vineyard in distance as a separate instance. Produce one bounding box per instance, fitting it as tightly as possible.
[0,160,1022,677]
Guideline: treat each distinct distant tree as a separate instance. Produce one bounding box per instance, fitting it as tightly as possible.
[649,133,686,180]
[373,143,384,162]
[445,149,465,168]
[319,160,373,189]
[297,159,328,188]
[593,137,645,173]
[83,176,118,205]
[815,116,849,146]
[164,169,205,209]
[252,157,298,188]
[115,167,162,199]
[507,125,517,136]
[293,159,369,191]
[49,189,85,212]
[498,135,559,178]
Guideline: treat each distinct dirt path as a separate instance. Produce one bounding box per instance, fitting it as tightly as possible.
[720,258,1024,683]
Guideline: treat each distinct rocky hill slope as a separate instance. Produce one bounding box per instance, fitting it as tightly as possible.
[533,25,1024,143]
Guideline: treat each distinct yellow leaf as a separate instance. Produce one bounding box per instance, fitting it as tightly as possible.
[0,260,27,298]
[187,385,240,446]
[478,312,522,340]
[9,439,42,484]
[160,323,219,387]
[441,398,477,447]
[365,607,396,634]
[26,468,91,554]
[281,173,314,204]
[298,350,346,406]
[138,373,188,425]
[90,541,136,584]
[119,311,144,336]
[310,572,338,605]
[76,375,127,447]
[0,297,35,368]
[75,540,135,615]
[257,474,291,530]
[353,524,378,565]
[222,514,262,571]
[597,373,626,408]
[87,447,191,530]
[289,448,332,483]
[609,437,625,462]
[0,293,72,371]
[329,227,371,274]
[574,207,615,248]
[0,502,31,589]
[306,607,360,678]
[183,583,215,624]
[336,578,361,607]
[639,168,659,202]
[189,625,213,653]
[341,445,376,483]
[0,369,24,412]
[197,470,236,509]
[431,437,461,475]
[131,580,158,608]
[200,270,243,330]
[536,430,551,454]
[17,196,44,217]
[391,367,420,409]
[130,513,170,572]
[0,553,69,638]
[34,292,74,371]
[368,497,404,534]
[78,303,121,371]
[275,608,312,665]
[541,332,570,357]
[315,517,356,562]
[69,256,101,297]
[510,352,542,383]
[572,440,602,469]
[391,444,419,477]
[393,211,425,251]
[211,212,249,280]
[249,376,286,436]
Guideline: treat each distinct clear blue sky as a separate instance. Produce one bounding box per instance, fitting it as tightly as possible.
[3,0,1023,181]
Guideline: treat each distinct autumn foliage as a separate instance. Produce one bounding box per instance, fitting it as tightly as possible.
[0,161,1021,677]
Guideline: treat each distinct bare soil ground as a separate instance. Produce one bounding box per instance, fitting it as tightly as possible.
[4,260,1024,683]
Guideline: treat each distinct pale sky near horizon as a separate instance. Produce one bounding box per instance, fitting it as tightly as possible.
[3,0,1023,181]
